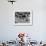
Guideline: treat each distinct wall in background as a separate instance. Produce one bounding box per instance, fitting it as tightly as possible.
[0,0,46,41]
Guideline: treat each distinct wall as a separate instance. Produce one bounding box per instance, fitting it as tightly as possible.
[0,0,46,41]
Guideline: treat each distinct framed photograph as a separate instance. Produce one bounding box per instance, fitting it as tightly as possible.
[15,10,33,26]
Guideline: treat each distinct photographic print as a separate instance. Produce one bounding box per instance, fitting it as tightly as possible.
[15,11,33,26]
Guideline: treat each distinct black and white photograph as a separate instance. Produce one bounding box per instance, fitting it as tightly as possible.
[15,11,32,26]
